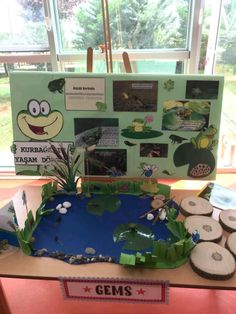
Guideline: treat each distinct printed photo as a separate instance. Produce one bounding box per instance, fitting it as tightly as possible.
[186,80,219,99]
[113,80,158,112]
[85,149,127,176]
[140,143,168,158]
[74,118,119,147]
[162,100,210,131]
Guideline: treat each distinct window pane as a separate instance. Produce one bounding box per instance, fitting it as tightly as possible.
[62,60,183,74]
[0,74,13,167]
[0,62,52,168]
[200,0,236,169]
[0,0,48,50]
[133,60,184,73]
[57,0,190,52]
[63,60,122,73]
[216,0,236,168]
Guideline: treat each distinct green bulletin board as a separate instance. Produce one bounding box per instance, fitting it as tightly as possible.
[10,71,224,179]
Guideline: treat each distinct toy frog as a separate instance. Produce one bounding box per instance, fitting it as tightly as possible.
[191,125,218,150]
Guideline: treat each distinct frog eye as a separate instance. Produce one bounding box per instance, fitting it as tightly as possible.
[40,100,50,116]
[28,100,40,116]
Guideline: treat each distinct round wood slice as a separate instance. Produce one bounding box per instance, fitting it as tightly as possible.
[225,232,236,259]
[151,198,164,209]
[219,210,236,233]
[184,215,223,242]
[190,242,236,280]
[180,196,213,217]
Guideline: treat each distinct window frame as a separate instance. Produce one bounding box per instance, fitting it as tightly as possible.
[2,0,234,174]
[47,0,203,73]
[0,0,203,71]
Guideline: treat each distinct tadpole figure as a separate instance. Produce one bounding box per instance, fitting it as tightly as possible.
[124,140,137,147]
[54,236,63,245]
[54,216,62,227]
[169,134,187,144]
[162,170,175,176]
[48,78,65,93]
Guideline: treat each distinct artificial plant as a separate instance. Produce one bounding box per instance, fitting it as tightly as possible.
[47,142,81,193]
[12,186,58,255]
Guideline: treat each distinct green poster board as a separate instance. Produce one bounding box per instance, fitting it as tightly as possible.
[10,71,224,179]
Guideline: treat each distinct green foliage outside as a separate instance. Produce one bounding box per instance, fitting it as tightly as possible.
[0,76,12,150]
[72,0,189,50]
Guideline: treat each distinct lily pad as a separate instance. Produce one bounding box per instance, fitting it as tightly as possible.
[113,223,155,250]
[87,195,121,216]
[121,129,163,139]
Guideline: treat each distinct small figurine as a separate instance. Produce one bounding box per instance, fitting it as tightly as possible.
[191,230,200,243]
[191,125,218,150]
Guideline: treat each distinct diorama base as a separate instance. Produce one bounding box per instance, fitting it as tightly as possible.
[32,193,180,267]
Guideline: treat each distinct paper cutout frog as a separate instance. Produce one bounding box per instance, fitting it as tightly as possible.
[12,100,64,175]
[48,78,65,93]
[17,99,63,140]
[95,101,107,111]
[191,125,218,150]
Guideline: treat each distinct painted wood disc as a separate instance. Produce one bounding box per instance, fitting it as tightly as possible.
[190,242,236,280]
[184,215,223,242]
[180,196,213,216]
[219,210,236,233]
[225,232,236,259]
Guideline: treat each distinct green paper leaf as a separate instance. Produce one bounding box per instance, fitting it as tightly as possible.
[153,240,168,260]
[166,246,178,262]
[113,223,154,250]
[166,220,187,239]
[183,237,195,255]
[119,253,136,266]
[87,195,121,216]
[174,240,185,257]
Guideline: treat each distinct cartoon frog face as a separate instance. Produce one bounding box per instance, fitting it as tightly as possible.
[17,99,63,140]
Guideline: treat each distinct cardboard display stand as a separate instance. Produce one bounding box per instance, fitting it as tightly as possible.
[10,72,223,179]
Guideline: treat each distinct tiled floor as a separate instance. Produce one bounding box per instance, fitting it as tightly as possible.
[1,278,236,314]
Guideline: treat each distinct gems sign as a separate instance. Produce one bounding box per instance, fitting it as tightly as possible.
[60,277,169,303]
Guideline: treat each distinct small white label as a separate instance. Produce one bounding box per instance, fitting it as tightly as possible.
[65,77,105,110]
[14,141,73,165]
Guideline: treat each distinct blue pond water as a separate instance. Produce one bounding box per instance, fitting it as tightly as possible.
[32,194,179,263]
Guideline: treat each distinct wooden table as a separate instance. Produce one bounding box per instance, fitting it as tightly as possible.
[0,175,236,290]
